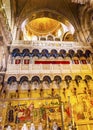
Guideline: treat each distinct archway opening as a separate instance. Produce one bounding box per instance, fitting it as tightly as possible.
[21,17,75,41]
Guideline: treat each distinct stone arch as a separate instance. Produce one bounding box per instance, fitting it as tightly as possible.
[77,49,84,58]
[41,49,49,57]
[50,49,58,57]
[7,76,17,84]
[12,48,20,57]
[85,49,92,58]
[15,8,79,42]
[18,9,76,30]
[59,49,66,58]
[47,34,54,41]
[64,75,72,87]
[63,31,74,41]
[32,49,40,57]
[19,76,29,84]
[42,75,52,83]
[85,75,92,81]
[64,75,72,82]
[53,75,62,84]
[12,48,20,53]
[75,75,82,83]
[22,49,30,57]
[68,49,75,58]
[31,76,41,83]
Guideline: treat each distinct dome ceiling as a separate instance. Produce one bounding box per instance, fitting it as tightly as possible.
[25,17,60,35]
[10,0,80,28]
[21,17,75,41]
[1,0,91,32]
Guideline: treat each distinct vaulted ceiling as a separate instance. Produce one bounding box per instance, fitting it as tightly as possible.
[10,0,93,43]
[11,0,80,29]
[0,0,93,44]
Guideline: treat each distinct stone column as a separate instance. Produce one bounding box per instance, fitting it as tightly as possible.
[12,25,17,41]
[16,27,21,40]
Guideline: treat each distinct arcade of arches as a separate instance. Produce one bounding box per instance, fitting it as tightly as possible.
[0,0,93,130]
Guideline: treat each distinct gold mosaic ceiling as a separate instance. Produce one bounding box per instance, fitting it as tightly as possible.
[25,17,60,35]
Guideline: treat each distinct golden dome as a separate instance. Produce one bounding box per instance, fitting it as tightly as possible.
[25,17,60,35]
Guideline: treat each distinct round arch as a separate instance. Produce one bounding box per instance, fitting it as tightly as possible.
[63,32,74,41]
[22,49,30,57]
[12,48,20,57]
[32,49,40,57]
[75,75,82,81]
[12,48,20,53]
[19,9,76,30]
[68,49,75,58]
[41,49,49,57]
[19,76,29,84]
[7,76,17,84]
[42,75,52,83]
[64,75,72,82]
[85,75,92,81]
[59,49,66,58]
[14,7,80,43]
[53,75,62,83]
[77,49,84,57]
[31,76,40,83]
[50,49,58,57]
[85,49,92,58]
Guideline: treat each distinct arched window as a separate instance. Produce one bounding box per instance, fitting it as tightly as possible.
[77,50,83,58]
[64,75,72,87]
[22,49,30,57]
[54,75,62,84]
[31,76,40,90]
[7,76,17,84]
[47,35,54,41]
[12,48,20,57]
[68,49,75,58]
[32,49,40,57]
[75,75,82,86]
[85,75,92,81]
[19,76,28,84]
[50,49,58,58]
[59,49,66,58]
[42,76,51,89]
[7,76,18,90]
[41,49,49,57]
[85,50,92,58]
[43,76,51,83]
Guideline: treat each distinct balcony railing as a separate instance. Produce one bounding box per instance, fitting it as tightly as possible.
[12,40,79,47]
[11,40,91,52]
[6,63,92,74]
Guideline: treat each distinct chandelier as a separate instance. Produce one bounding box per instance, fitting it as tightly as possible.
[71,0,89,4]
